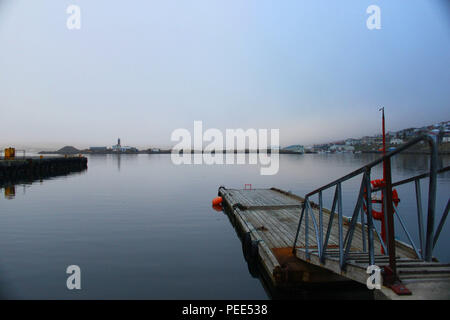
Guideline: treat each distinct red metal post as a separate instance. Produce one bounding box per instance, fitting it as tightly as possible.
[381,107,386,177]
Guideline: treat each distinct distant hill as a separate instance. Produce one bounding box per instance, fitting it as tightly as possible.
[39,146,80,154]
[57,146,80,154]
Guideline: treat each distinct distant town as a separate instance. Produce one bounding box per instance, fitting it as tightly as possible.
[40,120,450,155]
[307,120,450,154]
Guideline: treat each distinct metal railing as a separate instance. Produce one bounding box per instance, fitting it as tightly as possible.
[292,135,449,282]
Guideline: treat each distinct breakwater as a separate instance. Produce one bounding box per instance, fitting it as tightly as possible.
[0,156,88,184]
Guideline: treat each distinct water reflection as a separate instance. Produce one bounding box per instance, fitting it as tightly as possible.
[0,168,87,200]
[3,185,15,200]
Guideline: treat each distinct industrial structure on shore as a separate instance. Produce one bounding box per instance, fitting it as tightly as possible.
[88,138,138,153]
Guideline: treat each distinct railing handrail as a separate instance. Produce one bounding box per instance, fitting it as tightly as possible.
[371,165,449,191]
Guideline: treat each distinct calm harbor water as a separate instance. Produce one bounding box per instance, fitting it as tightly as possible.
[0,153,449,299]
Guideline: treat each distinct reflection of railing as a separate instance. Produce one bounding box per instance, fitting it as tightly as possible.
[292,135,449,285]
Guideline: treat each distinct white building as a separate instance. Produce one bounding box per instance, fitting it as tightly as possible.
[112,138,138,152]
[329,145,354,152]
[390,138,404,145]
[345,139,359,146]
[112,138,122,152]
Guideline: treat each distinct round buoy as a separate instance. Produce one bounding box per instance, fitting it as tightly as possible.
[212,196,223,206]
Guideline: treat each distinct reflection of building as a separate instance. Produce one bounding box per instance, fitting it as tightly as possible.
[112,138,138,153]
[116,153,121,171]
[283,145,304,154]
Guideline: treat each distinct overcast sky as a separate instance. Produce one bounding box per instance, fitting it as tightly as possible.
[0,0,449,149]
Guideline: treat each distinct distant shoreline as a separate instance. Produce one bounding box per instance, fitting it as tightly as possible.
[38,149,450,156]
[39,149,308,155]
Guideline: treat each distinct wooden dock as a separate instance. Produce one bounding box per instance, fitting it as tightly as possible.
[218,186,450,299]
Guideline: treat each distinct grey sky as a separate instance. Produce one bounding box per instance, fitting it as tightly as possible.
[1,0,449,149]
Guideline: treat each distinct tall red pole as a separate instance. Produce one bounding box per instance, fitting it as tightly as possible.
[381,107,386,179]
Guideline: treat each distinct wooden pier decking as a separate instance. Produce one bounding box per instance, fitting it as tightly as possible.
[218,186,450,300]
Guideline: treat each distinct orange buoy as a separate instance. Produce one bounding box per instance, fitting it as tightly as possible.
[212,196,223,206]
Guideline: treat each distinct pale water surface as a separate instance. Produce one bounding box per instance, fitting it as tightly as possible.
[0,153,448,299]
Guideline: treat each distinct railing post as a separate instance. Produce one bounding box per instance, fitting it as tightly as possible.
[293,200,306,253]
[433,199,449,249]
[322,186,338,263]
[384,157,397,280]
[319,191,323,260]
[343,173,367,261]
[365,169,375,266]
[415,179,425,259]
[337,182,344,269]
[360,206,367,252]
[308,201,321,258]
[425,135,438,261]
[393,207,421,258]
[305,199,310,259]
